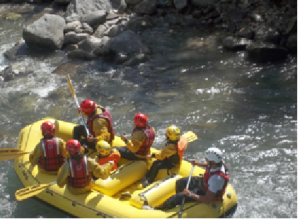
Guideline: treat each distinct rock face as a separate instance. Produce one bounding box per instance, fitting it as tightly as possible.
[65,0,112,17]
[23,14,66,51]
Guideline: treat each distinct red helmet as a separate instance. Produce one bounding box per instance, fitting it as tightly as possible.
[134,113,148,128]
[66,139,81,154]
[80,99,95,115]
[41,121,55,136]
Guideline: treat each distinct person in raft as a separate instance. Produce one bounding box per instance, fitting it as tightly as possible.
[94,140,121,171]
[140,125,187,188]
[146,147,229,210]
[73,99,115,152]
[29,121,67,175]
[117,113,156,161]
[57,139,114,195]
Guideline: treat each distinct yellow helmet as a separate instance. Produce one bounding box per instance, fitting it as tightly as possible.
[96,140,112,156]
[166,125,181,141]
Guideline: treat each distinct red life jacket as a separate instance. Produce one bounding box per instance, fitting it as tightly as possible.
[202,164,229,201]
[133,126,155,156]
[39,137,64,171]
[67,156,92,188]
[87,106,115,143]
[97,150,121,171]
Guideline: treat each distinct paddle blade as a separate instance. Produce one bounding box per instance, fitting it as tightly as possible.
[15,182,56,201]
[0,148,30,161]
[67,74,76,98]
[183,131,198,143]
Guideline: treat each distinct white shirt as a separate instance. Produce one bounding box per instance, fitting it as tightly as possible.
[207,166,226,193]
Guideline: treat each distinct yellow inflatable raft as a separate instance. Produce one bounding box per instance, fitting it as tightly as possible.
[14,118,238,218]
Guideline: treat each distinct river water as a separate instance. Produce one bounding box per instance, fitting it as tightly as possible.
[0,4,297,218]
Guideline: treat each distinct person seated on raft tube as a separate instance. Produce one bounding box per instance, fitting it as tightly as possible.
[29,121,67,175]
[73,99,115,151]
[140,125,187,188]
[148,147,229,210]
[57,139,114,195]
[94,140,121,171]
[118,113,156,161]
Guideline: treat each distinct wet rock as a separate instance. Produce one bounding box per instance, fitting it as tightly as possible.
[191,0,217,7]
[65,0,112,17]
[68,49,96,60]
[94,25,108,38]
[237,27,254,39]
[126,16,153,32]
[81,23,94,34]
[64,32,89,44]
[285,16,296,35]
[78,36,103,54]
[223,36,252,51]
[174,0,188,10]
[103,30,150,56]
[0,66,15,82]
[52,62,81,75]
[63,44,79,52]
[133,0,156,15]
[65,13,80,23]
[122,53,150,66]
[106,11,119,20]
[64,21,82,33]
[104,24,125,38]
[94,36,110,56]
[246,42,289,63]
[23,14,66,51]
[125,0,142,5]
[80,10,107,29]
[255,27,281,44]
[55,0,71,4]
[285,33,296,54]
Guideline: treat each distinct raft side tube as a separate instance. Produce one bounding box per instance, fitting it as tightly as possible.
[130,174,182,209]
[93,160,147,196]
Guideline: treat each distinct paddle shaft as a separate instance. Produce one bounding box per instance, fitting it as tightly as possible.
[178,165,195,218]
[67,75,90,136]
[0,149,32,161]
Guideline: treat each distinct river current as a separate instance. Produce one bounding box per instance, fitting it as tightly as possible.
[0,4,297,218]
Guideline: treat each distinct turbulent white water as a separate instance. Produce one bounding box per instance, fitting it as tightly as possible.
[0,4,297,218]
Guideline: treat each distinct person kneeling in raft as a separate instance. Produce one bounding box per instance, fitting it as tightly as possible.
[57,139,114,195]
[95,140,121,171]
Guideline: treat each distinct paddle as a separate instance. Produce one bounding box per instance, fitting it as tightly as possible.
[0,148,32,161]
[178,164,195,218]
[67,74,90,136]
[15,181,56,201]
[182,131,198,143]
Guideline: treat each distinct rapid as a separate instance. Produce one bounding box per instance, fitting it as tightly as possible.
[0,4,297,218]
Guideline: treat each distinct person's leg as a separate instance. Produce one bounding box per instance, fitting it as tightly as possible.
[146,159,173,184]
[156,176,202,210]
[115,147,140,161]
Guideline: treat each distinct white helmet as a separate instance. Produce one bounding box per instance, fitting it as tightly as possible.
[205,147,223,163]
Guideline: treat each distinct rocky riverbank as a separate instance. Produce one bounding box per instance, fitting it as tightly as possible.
[1,0,297,80]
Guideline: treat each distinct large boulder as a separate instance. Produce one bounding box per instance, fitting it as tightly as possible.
[23,14,66,51]
[103,30,150,56]
[65,0,112,17]
[246,42,289,63]
[81,10,107,29]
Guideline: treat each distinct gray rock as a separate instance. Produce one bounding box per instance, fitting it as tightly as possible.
[55,0,71,4]
[68,49,96,60]
[174,0,188,10]
[64,32,89,44]
[82,23,94,33]
[65,13,80,23]
[246,42,289,63]
[66,0,112,17]
[81,10,107,28]
[23,14,66,51]
[122,53,150,66]
[78,36,103,53]
[94,25,108,38]
[133,0,156,15]
[104,24,125,38]
[223,36,252,51]
[63,44,79,52]
[64,21,82,33]
[285,33,296,53]
[103,30,150,56]
[191,0,218,7]
[106,11,119,20]
[125,0,142,5]
[237,27,254,39]
[126,16,153,32]
[94,36,110,56]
